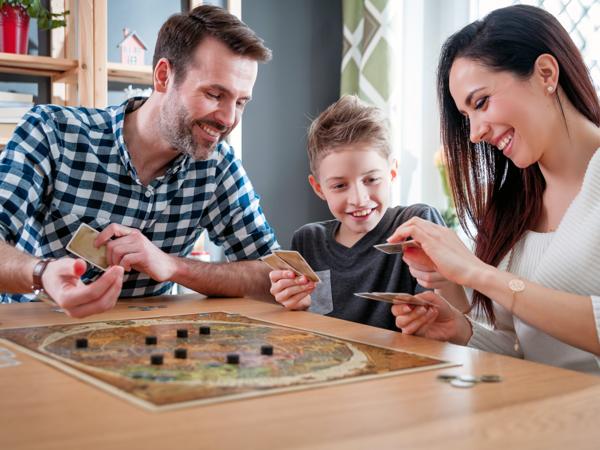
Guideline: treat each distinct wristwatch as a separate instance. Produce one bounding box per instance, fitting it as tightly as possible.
[32,258,55,304]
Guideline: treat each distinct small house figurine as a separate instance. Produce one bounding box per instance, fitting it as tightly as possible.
[118,28,147,66]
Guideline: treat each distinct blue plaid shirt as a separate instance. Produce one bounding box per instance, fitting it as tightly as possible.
[0,97,278,302]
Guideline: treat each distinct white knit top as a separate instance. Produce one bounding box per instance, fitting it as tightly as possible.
[468,149,600,375]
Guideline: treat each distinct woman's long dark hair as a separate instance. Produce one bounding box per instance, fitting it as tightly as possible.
[437,5,600,324]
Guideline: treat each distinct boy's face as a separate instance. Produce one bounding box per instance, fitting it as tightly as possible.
[309,144,396,246]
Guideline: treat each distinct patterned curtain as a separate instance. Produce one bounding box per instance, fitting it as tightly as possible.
[341,0,396,112]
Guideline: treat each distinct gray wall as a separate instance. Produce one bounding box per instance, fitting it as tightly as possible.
[242,0,342,248]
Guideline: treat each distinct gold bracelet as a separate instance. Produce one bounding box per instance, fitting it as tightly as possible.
[508,278,525,314]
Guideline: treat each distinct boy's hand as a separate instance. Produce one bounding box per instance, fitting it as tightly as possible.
[269,270,315,310]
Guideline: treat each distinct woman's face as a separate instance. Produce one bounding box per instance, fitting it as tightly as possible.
[449,57,554,168]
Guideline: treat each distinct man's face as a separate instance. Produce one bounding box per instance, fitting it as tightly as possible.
[159,36,258,160]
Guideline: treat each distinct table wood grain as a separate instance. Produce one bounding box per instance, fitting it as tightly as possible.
[1,295,598,450]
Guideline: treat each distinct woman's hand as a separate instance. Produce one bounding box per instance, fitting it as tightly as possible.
[391,291,472,344]
[402,247,452,289]
[388,217,489,287]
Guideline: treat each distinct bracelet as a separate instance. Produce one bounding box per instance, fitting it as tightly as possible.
[508,278,525,314]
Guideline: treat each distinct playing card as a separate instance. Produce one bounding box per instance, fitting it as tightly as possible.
[260,253,300,275]
[274,250,321,283]
[66,223,108,271]
[354,292,435,307]
[260,251,321,283]
[374,240,421,254]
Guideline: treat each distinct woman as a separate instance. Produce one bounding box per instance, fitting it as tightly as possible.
[389,5,600,374]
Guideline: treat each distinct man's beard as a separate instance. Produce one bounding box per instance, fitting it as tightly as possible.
[159,100,228,161]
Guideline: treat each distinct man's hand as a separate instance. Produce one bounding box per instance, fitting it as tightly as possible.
[95,224,177,282]
[42,258,124,318]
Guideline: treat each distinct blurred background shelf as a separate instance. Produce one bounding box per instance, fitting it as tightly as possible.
[0,53,77,78]
[107,62,152,85]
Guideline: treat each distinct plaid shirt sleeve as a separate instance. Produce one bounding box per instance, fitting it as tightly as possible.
[200,146,278,261]
[0,108,54,250]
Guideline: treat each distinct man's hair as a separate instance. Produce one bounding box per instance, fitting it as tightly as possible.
[307,95,391,176]
[153,5,272,84]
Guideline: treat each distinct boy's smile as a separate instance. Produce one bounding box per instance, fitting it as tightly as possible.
[309,144,396,248]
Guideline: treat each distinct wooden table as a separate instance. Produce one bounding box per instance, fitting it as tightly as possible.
[1,295,599,450]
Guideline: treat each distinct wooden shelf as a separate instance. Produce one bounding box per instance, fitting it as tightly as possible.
[0,52,78,78]
[107,62,153,85]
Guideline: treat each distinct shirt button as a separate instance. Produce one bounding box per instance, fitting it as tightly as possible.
[144,189,152,198]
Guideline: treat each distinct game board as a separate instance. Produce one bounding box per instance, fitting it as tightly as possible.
[0,312,456,411]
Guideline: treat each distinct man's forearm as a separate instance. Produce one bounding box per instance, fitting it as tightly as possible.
[0,240,38,293]
[171,257,272,299]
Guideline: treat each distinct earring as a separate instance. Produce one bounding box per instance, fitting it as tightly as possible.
[547,85,555,94]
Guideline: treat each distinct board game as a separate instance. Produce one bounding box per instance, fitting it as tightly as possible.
[0,312,456,411]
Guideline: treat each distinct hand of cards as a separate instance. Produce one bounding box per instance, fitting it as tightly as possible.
[354,292,435,307]
[260,250,320,283]
[66,223,108,270]
[374,239,421,255]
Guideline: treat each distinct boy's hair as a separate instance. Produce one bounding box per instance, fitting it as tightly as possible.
[307,95,391,176]
[153,5,272,85]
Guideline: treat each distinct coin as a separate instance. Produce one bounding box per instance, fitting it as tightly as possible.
[479,374,503,383]
[457,374,478,383]
[436,374,457,382]
[450,379,476,388]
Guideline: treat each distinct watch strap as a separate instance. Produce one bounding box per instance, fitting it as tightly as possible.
[32,258,53,292]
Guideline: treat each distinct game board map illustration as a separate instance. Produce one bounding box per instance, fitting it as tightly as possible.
[0,312,457,412]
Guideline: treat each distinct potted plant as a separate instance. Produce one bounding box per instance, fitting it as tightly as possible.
[0,0,69,54]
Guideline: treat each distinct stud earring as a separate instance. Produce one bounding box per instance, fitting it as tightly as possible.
[547,85,555,94]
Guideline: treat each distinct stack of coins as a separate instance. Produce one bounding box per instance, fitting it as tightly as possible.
[436,373,503,388]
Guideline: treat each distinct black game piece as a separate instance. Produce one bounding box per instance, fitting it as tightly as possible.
[174,348,187,359]
[261,344,274,356]
[177,328,188,338]
[145,336,157,345]
[199,326,211,335]
[75,338,88,349]
[150,354,164,365]
[226,353,240,364]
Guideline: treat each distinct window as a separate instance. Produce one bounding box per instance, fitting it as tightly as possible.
[471,0,600,93]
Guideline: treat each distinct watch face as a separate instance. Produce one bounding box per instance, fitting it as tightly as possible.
[508,279,525,292]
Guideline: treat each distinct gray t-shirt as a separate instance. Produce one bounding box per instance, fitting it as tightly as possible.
[291,204,445,331]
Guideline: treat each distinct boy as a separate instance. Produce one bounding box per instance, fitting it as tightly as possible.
[269,95,467,331]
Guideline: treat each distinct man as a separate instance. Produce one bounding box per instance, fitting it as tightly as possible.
[0,5,278,317]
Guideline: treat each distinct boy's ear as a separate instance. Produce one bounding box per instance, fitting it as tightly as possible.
[390,158,398,181]
[308,174,326,200]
